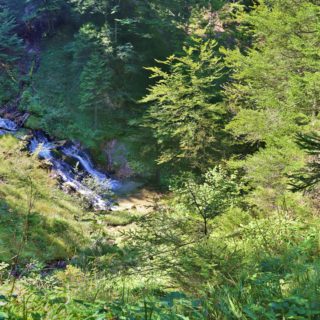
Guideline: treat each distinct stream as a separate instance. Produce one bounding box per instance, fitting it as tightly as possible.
[0,118,121,210]
[0,6,124,211]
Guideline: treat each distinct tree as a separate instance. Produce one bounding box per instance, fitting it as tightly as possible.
[222,0,320,212]
[0,6,24,103]
[142,38,229,171]
[32,0,67,34]
[6,0,68,36]
[291,132,320,191]
[174,166,240,236]
[79,51,113,130]
[224,0,320,143]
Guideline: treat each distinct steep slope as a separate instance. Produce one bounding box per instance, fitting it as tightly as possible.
[0,135,90,262]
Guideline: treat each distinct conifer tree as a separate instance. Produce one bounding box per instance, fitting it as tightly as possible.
[0,6,23,103]
[79,52,113,130]
[291,132,320,191]
[175,166,240,236]
[141,38,228,171]
[222,0,320,212]
[224,0,320,143]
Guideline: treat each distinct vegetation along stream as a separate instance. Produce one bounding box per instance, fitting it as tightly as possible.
[0,1,320,319]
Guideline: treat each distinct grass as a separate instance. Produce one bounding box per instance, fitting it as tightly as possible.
[103,211,137,227]
[1,137,320,318]
[0,135,90,263]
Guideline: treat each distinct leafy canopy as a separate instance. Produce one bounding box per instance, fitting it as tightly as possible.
[142,38,229,171]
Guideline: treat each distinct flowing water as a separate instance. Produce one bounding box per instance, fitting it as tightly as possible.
[0,118,18,132]
[0,120,120,210]
[0,18,121,210]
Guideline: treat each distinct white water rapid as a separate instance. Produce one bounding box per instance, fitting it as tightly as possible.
[1,120,120,210]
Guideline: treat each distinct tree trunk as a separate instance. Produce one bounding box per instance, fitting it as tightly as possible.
[204,216,208,236]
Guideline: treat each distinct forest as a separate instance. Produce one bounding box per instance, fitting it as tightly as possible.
[0,0,320,319]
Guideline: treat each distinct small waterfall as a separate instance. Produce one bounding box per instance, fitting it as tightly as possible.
[29,131,56,159]
[53,159,111,211]
[0,118,120,210]
[61,145,106,179]
[27,131,118,210]
[61,145,121,190]
[0,118,18,131]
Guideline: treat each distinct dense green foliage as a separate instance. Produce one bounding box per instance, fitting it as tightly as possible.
[0,6,23,104]
[0,0,320,319]
[142,39,228,171]
[292,132,320,191]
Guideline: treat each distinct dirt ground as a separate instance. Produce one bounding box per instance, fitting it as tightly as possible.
[112,188,161,214]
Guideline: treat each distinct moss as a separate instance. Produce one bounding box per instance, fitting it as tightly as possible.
[25,115,41,130]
